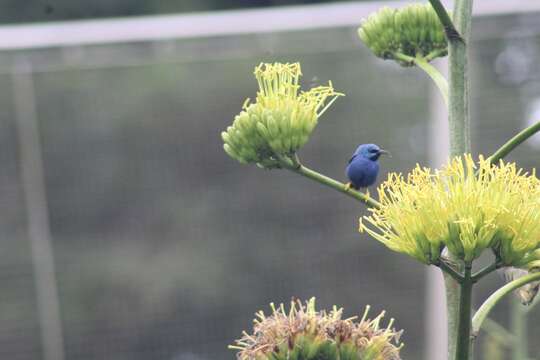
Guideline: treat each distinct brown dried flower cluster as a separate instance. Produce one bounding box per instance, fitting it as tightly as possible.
[230,298,403,360]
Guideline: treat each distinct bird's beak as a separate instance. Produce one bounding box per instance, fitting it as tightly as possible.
[378,149,391,158]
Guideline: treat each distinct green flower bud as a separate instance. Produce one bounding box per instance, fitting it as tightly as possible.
[230,298,403,360]
[222,63,343,167]
[358,4,448,66]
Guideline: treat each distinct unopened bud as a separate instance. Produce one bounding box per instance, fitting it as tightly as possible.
[358,4,448,66]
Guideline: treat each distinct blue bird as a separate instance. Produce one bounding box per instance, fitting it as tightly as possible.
[345,143,390,190]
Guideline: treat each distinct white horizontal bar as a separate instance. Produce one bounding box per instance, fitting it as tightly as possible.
[0,0,538,50]
[0,1,399,50]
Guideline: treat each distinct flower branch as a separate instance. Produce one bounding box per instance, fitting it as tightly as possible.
[488,120,540,165]
[276,154,381,209]
[428,0,464,43]
[437,259,464,283]
[472,271,540,337]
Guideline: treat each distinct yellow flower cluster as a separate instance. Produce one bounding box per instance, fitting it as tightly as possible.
[222,63,343,167]
[358,4,448,66]
[360,155,540,265]
[230,298,403,360]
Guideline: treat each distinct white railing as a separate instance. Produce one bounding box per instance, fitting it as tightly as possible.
[0,0,539,50]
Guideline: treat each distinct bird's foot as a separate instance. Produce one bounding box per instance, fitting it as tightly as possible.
[344,182,353,191]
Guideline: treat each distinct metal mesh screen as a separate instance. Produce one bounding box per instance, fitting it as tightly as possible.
[0,7,539,360]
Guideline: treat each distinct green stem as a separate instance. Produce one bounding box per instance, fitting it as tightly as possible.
[487,120,540,165]
[445,272,462,360]
[446,1,473,358]
[455,263,473,360]
[415,56,449,107]
[448,0,473,157]
[428,0,464,42]
[472,272,540,336]
[276,155,381,209]
[438,260,464,283]
[393,52,449,106]
[511,298,528,360]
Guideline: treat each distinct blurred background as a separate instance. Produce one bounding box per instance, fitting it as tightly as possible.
[0,1,539,359]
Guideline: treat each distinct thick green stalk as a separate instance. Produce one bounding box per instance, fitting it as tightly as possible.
[448,0,473,157]
[488,120,540,164]
[472,272,540,335]
[441,0,473,358]
[455,264,473,360]
[276,155,381,209]
[445,274,462,360]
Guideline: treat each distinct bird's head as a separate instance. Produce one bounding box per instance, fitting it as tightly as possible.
[354,143,390,161]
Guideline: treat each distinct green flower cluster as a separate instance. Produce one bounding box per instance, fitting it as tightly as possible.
[222,63,342,168]
[230,298,403,360]
[358,4,448,66]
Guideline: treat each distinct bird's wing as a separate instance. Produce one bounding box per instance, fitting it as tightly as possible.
[348,154,357,164]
